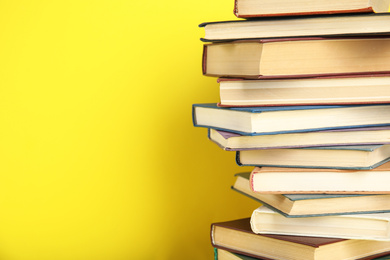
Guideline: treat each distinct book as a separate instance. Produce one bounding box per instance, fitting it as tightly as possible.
[215,248,268,260]
[233,172,390,217]
[215,248,390,260]
[233,0,390,18]
[236,144,390,170]
[217,76,390,107]
[201,13,390,42]
[250,206,390,241]
[203,37,390,79]
[249,161,390,194]
[211,218,390,260]
[209,127,390,150]
[192,103,390,136]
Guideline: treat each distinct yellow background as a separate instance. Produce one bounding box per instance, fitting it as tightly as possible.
[0,1,256,259]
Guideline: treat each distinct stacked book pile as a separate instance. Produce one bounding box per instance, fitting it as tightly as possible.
[192,0,390,259]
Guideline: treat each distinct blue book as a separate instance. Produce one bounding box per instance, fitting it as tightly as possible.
[232,172,390,217]
[192,103,390,136]
[236,144,390,170]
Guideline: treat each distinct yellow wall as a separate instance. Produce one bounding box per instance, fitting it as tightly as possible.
[0,1,257,259]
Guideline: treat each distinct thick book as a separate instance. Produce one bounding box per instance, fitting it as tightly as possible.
[249,161,390,194]
[201,13,390,42]
[217,76,390,107]
[215,248,390,260]
[250,206,390,241]
[203,37,390,79]
[233,172,390,217]
[233,0,390,18]
[192,103,390,136]
[211,218,390,260]
[236,144,390,170]
[209,127,390,150]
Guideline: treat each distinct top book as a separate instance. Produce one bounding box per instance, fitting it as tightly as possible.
[234,0,390,18]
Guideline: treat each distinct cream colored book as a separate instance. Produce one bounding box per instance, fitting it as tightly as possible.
[234,0,390,18]
[212,218,390,260]
[236,144,390,169]
[249,161,390,194]
[203,38,390,79]
[209,127,390,151]
[202,13,390,41]
[217,76,390,107]
[193,103,390,136]
[251,206,390,241]
[233,172,390,217]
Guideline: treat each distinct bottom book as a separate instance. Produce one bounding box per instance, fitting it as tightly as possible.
[214,248,390,260]
[211,218,390,260]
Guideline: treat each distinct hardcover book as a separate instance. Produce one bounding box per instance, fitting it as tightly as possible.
[250,206,390,241]
[211,218,390,260]
[216,76,390,107]
[201,13,390,42]
[233,172,390,217]
[215,248,390,260]
[236,144,390,170]
[203,37,390,79]
[249,161,390,194]
[215,249,268,260]
[209,127,390,150]
[192,103,390,136]
[233,0,390,18]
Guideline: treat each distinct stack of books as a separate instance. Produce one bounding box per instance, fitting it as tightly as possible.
[193,0,390,259]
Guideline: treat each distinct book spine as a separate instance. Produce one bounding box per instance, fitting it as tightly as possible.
[235,152,243,166]
[202,45,208,75]
[233,0,239,17]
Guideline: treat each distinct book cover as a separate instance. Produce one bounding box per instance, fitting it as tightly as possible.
[215,248,271,260]
[215,249,390,260]
[216,75,390,107]
[233,0,390,18]
[236,144,390,170]
[193,103,390,136]
[250,206,390,240]
[201,13,390,42]
[209,127,390,150]
[249,161,390,194]
[211,218,390,260]
[232,172,390,217]
[203,37,390,79]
